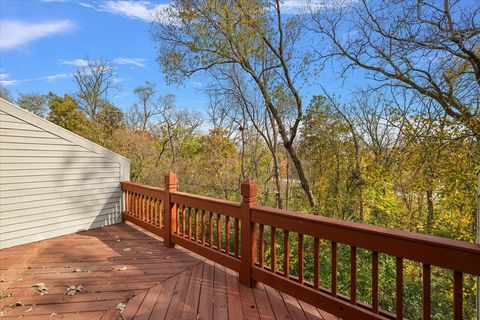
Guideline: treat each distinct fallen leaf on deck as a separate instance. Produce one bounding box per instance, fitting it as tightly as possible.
[15,278,23,282]
[25,306,33,312]
[50,313,58,317]
[33,283,48,294]
[123,248,131,252]
[116,302,126,312]
[146,252,153,255]
[65,285,83,296]
[118,266,128,271]
[74,268,82,272]
[0,291,14,299]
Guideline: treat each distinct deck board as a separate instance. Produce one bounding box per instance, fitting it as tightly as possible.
[0,223,339,319]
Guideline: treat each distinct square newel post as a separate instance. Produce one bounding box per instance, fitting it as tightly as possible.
[240,178,257,287]
[164,172,177,248]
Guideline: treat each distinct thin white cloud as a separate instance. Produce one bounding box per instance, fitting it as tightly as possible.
[0,80,19,86]
[77,0,173,24]
[78,2,95,9]
[114,57,147,68]
[100,1,170,22]
[59,59,90,67]
[0,20,74,50]
[60,57,146,68]
[42,73,71,82]
[0,73,72,86]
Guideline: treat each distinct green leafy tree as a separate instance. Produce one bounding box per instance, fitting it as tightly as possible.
[47,94,89,135]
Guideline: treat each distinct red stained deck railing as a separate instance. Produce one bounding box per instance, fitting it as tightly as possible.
[121,174,480,320]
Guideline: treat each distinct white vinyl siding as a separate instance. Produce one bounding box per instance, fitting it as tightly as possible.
[0,99,130,249]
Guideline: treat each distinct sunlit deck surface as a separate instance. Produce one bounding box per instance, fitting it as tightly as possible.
[0,223,339,319]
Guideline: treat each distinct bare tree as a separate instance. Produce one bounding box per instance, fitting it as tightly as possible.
[73,58,117,120]
[0,86,13,103]
[152,0,316,207]
[127,82,176,132]
[16,93,49,118]
[310,0,480,139]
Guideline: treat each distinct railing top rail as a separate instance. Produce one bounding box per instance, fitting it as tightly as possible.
[253,205,479,253]
[171,191,241,218]
[121,181,165,198]
[252,205,480,275]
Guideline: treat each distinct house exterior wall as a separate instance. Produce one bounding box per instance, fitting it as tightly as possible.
[0,98,130,249]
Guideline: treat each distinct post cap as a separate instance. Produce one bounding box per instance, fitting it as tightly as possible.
[165,172,177,190]
[241,178,256,203]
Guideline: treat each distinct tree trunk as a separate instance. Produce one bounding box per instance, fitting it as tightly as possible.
[284,143,315,208]
[272,153,283,209]
[426,189,434,234]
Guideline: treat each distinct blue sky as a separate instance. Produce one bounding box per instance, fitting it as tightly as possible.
[0,0,363,113]
[0,0,211,112]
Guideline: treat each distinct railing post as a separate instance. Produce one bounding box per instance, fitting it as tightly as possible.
[240,178,257,287]
[164,172,177,248]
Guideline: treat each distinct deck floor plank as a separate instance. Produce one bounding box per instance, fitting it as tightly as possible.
[0,223,339,320]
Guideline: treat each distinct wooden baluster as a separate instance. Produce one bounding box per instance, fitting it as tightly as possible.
[284,230,289,279]
[271,227,276,274]
[298,233,304,284]
[126,191,130,214]
[131,192,134,215]
[423,264,431,320]
[149,197,152,223]
[216,213,221,251]
[137,194,141,218]
[148,197,152,223]
[148,198,152,224]
[123,191,128,218]
[372,251,379,313]
[453,271,463,320]
[130,192,133,215]
[209,212,213,248]
[153,198,157,225]
[194,208,199,242]
[202,210,206,245]
[135,194,139,218]
[141,195,145,221]
[187,207,192,239]
[225,216,230,256]
[234,218,239,257]
[182,206,186,237]
[148,197,151,223]
[145,197,149,223]
[314,237,319,290]
[134,194,138,218]
[331,241,337,297]
[154,199,158,225]
[396,257,403,319]
[159,199,163,227]
[259,224,264,268]
[176,204,180,234]
[350,246,357,304]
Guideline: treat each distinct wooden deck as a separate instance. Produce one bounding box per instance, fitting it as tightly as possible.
[0,222,338,319]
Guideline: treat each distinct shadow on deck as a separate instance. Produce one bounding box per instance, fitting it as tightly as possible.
[0,222,338,319]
